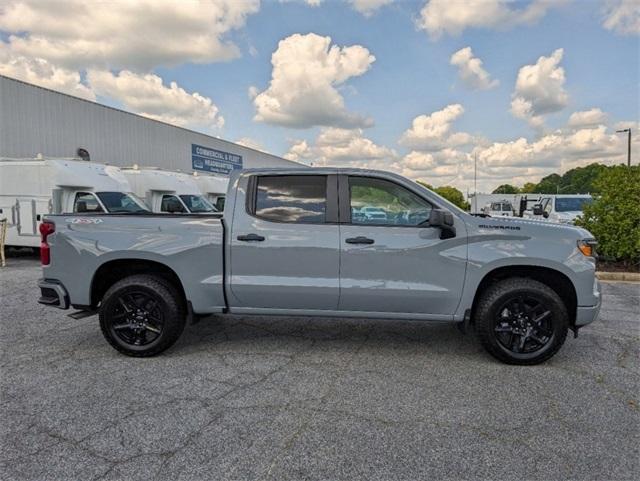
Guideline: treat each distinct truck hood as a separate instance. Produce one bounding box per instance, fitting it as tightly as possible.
[552,211,582,223]
[468,214,593,240]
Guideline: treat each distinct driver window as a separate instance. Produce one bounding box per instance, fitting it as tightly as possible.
[349,177,432,226]
[161,195,187,213]
[73,192,103,213]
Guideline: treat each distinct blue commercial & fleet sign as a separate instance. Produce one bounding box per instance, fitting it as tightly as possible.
[191,144,243,175]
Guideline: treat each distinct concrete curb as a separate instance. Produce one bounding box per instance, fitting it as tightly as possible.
[596,271,640,282]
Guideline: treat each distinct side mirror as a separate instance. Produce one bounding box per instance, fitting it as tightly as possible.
[532,204,544,215]
[428,209,456,239]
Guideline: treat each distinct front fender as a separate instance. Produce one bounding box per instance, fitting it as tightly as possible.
[454,231,597,319]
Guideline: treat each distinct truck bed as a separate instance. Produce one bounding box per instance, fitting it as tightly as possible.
[41,213,226,314]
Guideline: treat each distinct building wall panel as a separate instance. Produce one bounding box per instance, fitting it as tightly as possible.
[0,75,302,173]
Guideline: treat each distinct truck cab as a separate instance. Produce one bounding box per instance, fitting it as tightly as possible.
[121,167,217,214]
[193,173,228,211]
[482,201,515,217]
[0,157,146,247]
[530,195,593,224]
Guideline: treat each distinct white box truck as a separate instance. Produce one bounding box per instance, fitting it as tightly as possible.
[121,167,217,214]
[193,173,228,211]
[0,158,147,248]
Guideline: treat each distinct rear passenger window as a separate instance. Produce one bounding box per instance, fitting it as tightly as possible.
[255,175,326,224]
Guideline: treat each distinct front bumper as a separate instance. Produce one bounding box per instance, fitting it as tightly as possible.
[575,278,601,326]
[38,279,69,309]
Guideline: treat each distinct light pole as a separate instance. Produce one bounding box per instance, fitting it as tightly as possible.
[616,128,631,166]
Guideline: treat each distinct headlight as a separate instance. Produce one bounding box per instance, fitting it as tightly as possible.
[577,239,597,258]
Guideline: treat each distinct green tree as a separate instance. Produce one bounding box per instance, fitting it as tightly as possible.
[492,184,520,194]
[435,186,470,210]
[576,165,640,266]
[521,182,538,193]
[416,181,470,210]
[558,163,607,194]
[416,181,433,190]
[534,173,562,193]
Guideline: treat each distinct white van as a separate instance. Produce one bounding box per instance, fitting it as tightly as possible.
[530,194,593,224]
[0,158,147,247]
[193,173,228,211]
[121,167,217,214]
[482,201,515,217]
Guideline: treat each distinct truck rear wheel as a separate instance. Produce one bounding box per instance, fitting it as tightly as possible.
[475,277,568,365]
[99,274,186,357]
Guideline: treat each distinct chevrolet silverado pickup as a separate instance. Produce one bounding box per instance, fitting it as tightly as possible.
[37,168,601,364]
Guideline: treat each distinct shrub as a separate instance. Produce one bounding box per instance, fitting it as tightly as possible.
[576,165,640,266]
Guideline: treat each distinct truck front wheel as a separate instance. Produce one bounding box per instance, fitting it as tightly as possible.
[99,274,186,357]
[475,278,569,365]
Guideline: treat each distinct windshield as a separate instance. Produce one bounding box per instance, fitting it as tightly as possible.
[555,197,592,212]
[179,195,216,213]
[96,192,149,213]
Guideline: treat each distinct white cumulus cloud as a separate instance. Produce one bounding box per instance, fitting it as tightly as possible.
[285,127,395,165]
[417,0,566,39]
[399,104,476,151]
[476,125,625,174]
[349,0,393,17]
[0,45,94,100]
[568,108,608,128]
[253,33,375,129]
[602,0,640,36]
[450,46,498,90]
[236,137,267,152]
[392,103,634,192]
[87,70,224,131]
[510,48,568,129]
[0,0,260,71]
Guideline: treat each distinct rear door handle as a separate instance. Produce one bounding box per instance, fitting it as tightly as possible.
[345,236,374,245]
[237,233,265,242]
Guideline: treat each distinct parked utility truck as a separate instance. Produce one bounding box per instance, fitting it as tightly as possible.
[193,173,228,211]
[122,168,217,214]
[38,168,602,365]
[526,195,593,225]
[0,158,147,247]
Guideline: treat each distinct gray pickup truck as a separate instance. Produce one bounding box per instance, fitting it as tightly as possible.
[38,168,601,364]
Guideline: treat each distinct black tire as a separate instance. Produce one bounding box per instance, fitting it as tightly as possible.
[475,277,569,365]
[99,274,186,357]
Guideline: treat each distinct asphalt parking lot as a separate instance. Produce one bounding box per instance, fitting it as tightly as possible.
[1,255,639,481]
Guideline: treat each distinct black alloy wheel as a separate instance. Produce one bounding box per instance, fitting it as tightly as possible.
[493,295,554,355]
[99,275,186,357]
[107,291,164,347]
[475,277,569,365]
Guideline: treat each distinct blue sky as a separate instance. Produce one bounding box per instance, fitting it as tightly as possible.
[0,0,638,192]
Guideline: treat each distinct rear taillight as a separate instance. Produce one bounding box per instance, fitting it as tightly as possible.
[39,221,55,265]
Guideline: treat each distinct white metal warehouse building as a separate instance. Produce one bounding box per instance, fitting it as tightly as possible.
[0,74,301,175]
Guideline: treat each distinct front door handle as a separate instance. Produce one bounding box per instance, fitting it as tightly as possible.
[345,236,374,245]
[237,233,265,242]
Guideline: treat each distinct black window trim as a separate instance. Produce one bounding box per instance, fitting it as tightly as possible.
[246,173,339,225]
[339,174,437,228]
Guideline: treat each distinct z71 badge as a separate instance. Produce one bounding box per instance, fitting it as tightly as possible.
[65,217,103,224]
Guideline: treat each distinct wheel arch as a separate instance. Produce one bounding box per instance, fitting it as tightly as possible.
[470,265,577,325]
[90,259,187,309]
